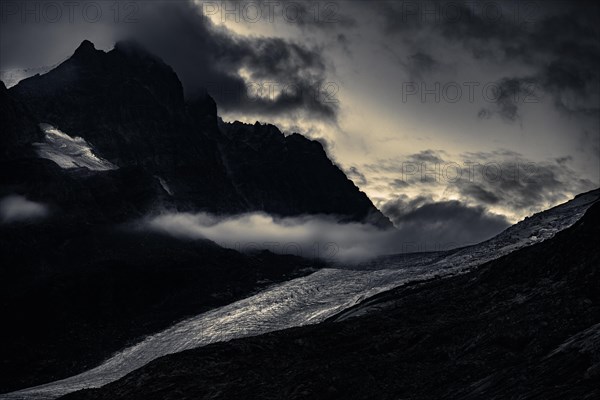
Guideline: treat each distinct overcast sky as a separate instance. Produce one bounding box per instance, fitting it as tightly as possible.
[1,0,598,244]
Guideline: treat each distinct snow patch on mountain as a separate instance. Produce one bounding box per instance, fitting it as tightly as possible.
[33,124,117,171]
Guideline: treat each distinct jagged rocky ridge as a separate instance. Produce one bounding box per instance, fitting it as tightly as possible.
[60,199,600,400]
[5,40,390,227]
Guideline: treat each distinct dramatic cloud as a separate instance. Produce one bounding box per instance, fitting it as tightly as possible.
[146,212,395,262]
[0,195,49,223]
[364,149,596,222]
[402,51,442,79]
[344,166,368,186]
[459,184,501,205]
[381,195,510,250]
[478,77,540,121]
[124,2,338,120]
[377,1,600,118]
[145,201,510,262]
[454,151,596,216]
[0,1,338,121]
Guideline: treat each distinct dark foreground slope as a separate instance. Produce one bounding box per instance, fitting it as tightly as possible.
[0,221,322,394]
[64,202,600,400]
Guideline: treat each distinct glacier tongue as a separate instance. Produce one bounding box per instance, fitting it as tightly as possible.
[33,124,117,171]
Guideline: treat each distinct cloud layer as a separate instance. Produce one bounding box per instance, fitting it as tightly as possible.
[0,195,49,223]
[145,207,509,262]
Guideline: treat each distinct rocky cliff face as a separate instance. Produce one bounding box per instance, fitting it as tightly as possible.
[218,120,390,225]
[0,81,41,159]
[7,40,391,226]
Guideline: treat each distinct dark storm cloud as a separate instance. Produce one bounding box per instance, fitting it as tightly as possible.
[365,150,447,175]
[461,149,522,161]
[408,149,446,164]
[381,195,510,248]
[274,0,357,30]
[345,166,368,186]
[477,108,492,119]
[578,130,600,156]
[366,148,596,219]
[375,1,600,118]
[391,179,410,189]
[401,51,441,79]
[455,151,596,213]
[364,150,449,187]
[380,195,430,221]
[0,0,337,120]
[460,184,500,204]
[127,2,338,119]
[408,52,438,71]
[478,77,540,121]
[336,33,352,56]
[555,156,573,166]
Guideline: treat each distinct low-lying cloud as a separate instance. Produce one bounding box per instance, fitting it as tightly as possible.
[145,206,509,262]
[0,195,49,223]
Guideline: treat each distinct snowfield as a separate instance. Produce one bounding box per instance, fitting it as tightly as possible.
[33,124,117,171]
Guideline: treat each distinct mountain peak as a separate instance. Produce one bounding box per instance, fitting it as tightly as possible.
[70,40,103,64]
[73,40,97,56]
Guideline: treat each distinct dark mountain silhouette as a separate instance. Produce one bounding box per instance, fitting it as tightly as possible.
[7,40,391,226]
[61,200,600,400]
